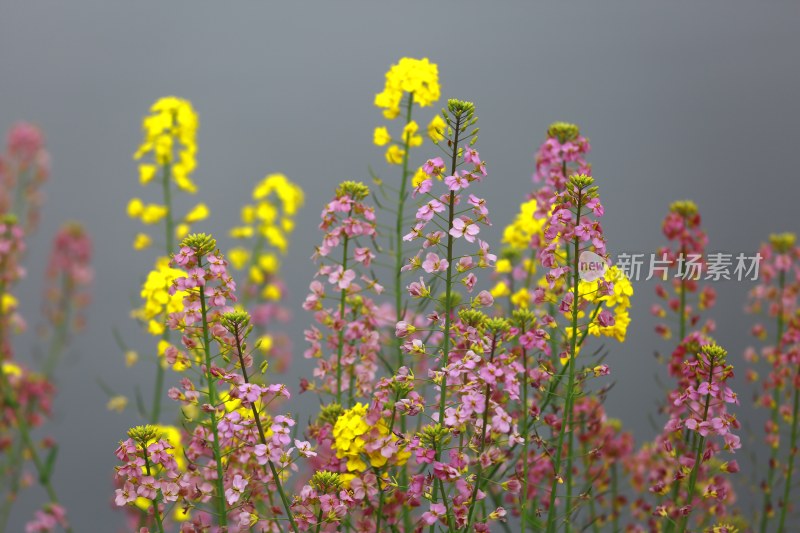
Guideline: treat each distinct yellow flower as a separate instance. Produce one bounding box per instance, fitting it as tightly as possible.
[511,288,531,309]
[140,204,168,225]
[1,362,22,376]
[332,403,409,472]
[496,259,512,274]
[411,167,428,188]
[175,224,190,240]
[133,233,151,250]
[1,294,19,314]
[139,258,186,336]
[373,126,391,146]
[127,198,144,218]
[107,395,128,412]
[184,203,209,223]
[375,58,440,119]
[385,144,405,165]
[139,164,157,185]
[427,114,446,143]
[125,350,138,367]
[490,281,510,298]
[402,121,423,147]
[502,199,546,251]
[229,247,250,269]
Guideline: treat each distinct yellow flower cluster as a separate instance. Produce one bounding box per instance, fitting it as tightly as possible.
[229,173,303,295]
[373,58,445,166]
[129,97,208,250]
[581,266,634,342]
[490,199,549,302]
[134,97,198,192]
[331,403,409,474]
[136,258,187,336]
[502,199,547,251]
[375,57,440,117]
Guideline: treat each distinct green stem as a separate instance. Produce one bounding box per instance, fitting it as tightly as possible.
[611,463,620,533]
[394,94,415,533]
[197,264,227,528]
[777,367,800,532]
[521,343,530,532]
[430,114,462,533]
[232,325,299,533]
[676,353,716,532]
[335,211,351,406]
[760,269,786,533]
[151,162,175,423]
[142,444,165,533]
[465,334,498,531]
[546,195,582,533]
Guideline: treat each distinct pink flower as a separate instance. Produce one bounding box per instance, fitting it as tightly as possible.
[354,247,375,266]
[444,173,469,191]
[225,474,248,505]
[423,157,445,176]
[422,503,447,525]
[450,217,479,243]
[416,199,445,221]
[328,266,356,290]
[422,252,448,273]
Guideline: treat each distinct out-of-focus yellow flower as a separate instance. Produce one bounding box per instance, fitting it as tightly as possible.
[127,198,144,218]
[373,126,391,146]
[107,395,128,412]
[374,57,440,119]
[502,199,546,251]
[140,204,168,225]
[402,121,423,147]
[184,203,209,223]
[491,281,510,298]
[139,258,186,336]
[428,114,446,143]
[139,164,157,185]
[1,294,18,314]
[385,144,405,165]
[411,167,427,188]
[1,361,22,376]
[134,97,199,194]
[125,350,138,367]
[229,247,249,269]
[133,233,151,250]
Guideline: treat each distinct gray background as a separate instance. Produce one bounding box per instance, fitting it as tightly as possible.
[1,1,799,529]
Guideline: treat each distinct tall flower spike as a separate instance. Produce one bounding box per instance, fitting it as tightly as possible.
[215,167,303,374]
[129,97,208,252]
[652,200,716,342]
[0,123,50,233]
[744,231,799,532]
[303,180,382,405]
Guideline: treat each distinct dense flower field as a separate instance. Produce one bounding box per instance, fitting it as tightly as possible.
[1,58,799,533]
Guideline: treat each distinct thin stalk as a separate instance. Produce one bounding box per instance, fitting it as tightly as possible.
[777,367,800,532]
[142,444,165,533]
[232,325,299,533]
[521,343,530,532]
[151,161,175,423]
[611,463,620,533]
[760,270,786,533]
[465,334,498,531]
[676,353,716,532]
[430,114,462,533]
[335,208,352,406]
[546,194,583,533]
[197,264,228,528]
[395,94,414,533]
